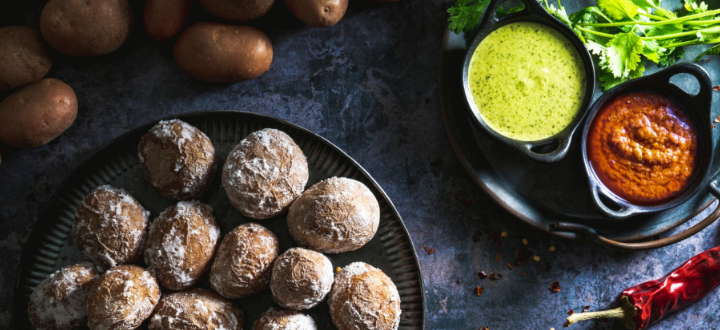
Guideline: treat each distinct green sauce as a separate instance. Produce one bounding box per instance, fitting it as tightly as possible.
[468,22,587,141]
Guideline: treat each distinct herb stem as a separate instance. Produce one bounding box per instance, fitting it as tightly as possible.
[663,40,700,48]
[578,8,720,27]
[575,26,615,38]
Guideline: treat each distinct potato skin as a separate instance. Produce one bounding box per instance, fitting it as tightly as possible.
[285,0,348,27]
[174,23,273,82]
[199,0,274,21]
[0,79,77,148]
[143,0,191,42]
[0,26,53,91]
[40,0,133,56]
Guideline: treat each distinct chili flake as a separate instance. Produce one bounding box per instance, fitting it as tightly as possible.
[549,281,561,292]
[582,305,590,312]
[482,327,489,330]
[507,262,514,270]
[519,271,526,276]
[478,271,488,279]
[567,309,574,315]
[494,254,500,262]
[423,246,435,254]
[714,85,720,92]
[489,273,502,280]
[476,286,484,296]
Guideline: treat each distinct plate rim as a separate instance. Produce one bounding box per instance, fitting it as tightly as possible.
[11,109,426,329]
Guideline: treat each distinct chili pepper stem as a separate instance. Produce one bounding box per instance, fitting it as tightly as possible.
[564,297,637,329]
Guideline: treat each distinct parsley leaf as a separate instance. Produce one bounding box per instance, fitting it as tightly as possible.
[685,0,709,13]
[497,4,525,17]
[598,0,640,20]
[659,46,685,66]
[605,33,643,78]
[695,44,720,61]
[447,0,490,35]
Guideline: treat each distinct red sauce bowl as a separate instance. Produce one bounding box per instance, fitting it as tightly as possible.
[581,63,715,220]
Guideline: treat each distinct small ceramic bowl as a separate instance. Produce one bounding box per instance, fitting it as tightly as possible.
[581,63,715,220]
[461,0,596,163]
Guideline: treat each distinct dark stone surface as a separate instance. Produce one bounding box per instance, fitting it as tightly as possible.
[2,0,720,329]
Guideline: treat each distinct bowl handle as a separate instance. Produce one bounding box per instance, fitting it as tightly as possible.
[553,179,720,251]
[516,131,574,163]
[588,179,640,220]
[659,62,713,103]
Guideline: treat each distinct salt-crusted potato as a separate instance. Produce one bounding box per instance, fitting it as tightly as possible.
[144,201,220,290]
[285,0,348,27]
[270,248,334,310]
[288,177,380,253]
[40,0,133,56]
[87,265,161,330]
[0,78,77,148]
[143,0,191,42]
[0,26,52,91]
[138,119,216,200]
[28,262,101,330]
[149,289,244,330]
[73,185,149,268]
[209,222,279,299]
[198,0,274,21]
[328,262,401,330]
[222,128,308,219]
[253,308,317,330]
[174,23,273,82]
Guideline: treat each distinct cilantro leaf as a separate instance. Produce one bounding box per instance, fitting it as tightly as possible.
[694,44,720,61]
[685,0,709,13]
[447,0,491,34]
[659,46,685,66]
[641,40,662,63]
[605,33,644,78]
[497,4,525,17]
[598,0,640,20]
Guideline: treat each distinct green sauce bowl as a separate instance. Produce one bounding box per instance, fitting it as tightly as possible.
[461,0,596,163]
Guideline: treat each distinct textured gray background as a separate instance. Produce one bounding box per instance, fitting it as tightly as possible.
[2,0,720,329]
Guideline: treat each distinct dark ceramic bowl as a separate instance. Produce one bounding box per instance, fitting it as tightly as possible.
[582,63,715,220]
[461,0,596,163]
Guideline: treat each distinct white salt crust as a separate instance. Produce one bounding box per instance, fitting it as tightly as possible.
[270,248,334,310]
[148,290,242,330]
[90,266,160,330]
[29,262,99,330]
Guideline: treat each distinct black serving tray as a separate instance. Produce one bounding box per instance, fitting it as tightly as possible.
[439,26,720,251]
[12,111,425,329]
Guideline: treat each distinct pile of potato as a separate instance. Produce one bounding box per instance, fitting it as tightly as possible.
[0,0,397,164]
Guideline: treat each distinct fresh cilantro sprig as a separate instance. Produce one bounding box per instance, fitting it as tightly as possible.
[447,0,720,91]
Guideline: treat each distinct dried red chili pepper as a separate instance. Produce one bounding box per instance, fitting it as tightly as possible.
[549,281,561,292]
[568,309,574,315]
[478,271,488,279]
[565,246,720,329]
[489,273,502,280]
[475,286,484,296]
[582,306,590,313]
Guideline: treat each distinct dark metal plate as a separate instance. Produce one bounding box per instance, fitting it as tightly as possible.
[12,111,425,329]
[439,25,720,247]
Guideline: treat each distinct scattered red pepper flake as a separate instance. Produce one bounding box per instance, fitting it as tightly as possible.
[490,232,502,245]
[582,305,590,312]
[714,125,717,129]
[482,327,489,330]
[713,85,720,92]
[455,194,471,205]
[423,246,435,254]
[715,114,720,123]
[478,271,488,279]
[489,273,502,280]
[707,59,712,63]
[549,281,561,293]
[507,262,514,270]
[494,254,500,262]
[475,286,484,296]
[568,309,574,315]
[519,271,525,276]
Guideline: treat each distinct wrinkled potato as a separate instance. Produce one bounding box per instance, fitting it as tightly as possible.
[199,0,274,21]
[143,0,191,42]
[40,0,133,56]
[0,26,53,91]
[0,79,78,148]
[174,23,273,82]
[285,0,348,27]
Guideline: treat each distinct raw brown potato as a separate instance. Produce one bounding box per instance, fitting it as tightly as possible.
[149,289,244,330]
[199,0,273,21]
[40,0,133,56]
[0,26,53,91]
[143,0,191,42]
[285,0,348,27]
[0,78,77,148]
[174,23,273,82]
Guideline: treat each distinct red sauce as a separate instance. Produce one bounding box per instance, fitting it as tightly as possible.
[587,92,698,205]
